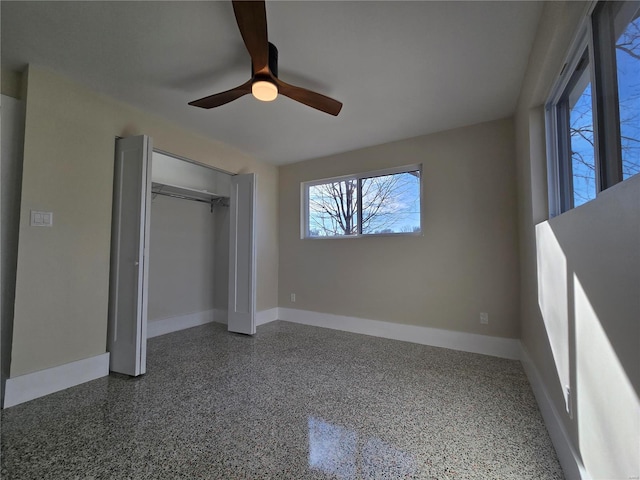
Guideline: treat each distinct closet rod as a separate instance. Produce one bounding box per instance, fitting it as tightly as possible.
[151,190,228,211]
[152,190,212,204]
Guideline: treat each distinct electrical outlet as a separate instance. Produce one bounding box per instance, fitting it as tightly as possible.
[290,293,296,303]
[480,312,489,324]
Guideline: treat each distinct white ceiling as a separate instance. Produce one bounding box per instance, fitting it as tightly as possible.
[1,1,543,165]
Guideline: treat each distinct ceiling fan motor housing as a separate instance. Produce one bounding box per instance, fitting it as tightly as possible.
[252,42,278,79]
[189,0,341,116]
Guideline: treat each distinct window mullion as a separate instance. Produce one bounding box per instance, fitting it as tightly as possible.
[302,184,309,238]
[557,100,575,212]
[592,1,624,190]
[357,178,363,235]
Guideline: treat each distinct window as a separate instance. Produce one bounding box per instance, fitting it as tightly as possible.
[547,0,640,215]
[303,165,421,238]
[557,48,597,208]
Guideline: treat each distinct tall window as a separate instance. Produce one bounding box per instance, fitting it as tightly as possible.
[611,3,640,179]
[547,0,640,215]
[303,165,421,238]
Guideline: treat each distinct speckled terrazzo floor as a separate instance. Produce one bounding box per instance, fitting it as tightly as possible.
[1,321,563,479]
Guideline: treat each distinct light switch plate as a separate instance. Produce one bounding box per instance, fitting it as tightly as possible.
[30,210,53,227]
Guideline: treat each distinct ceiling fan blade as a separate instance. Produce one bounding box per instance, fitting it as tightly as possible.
[232,0,269,74]
[188,80,252,109]
[275,79,343,116]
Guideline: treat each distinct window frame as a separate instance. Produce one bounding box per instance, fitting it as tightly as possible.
[546,9,597,216]
[301,164,423,239]
[546,0,640,217]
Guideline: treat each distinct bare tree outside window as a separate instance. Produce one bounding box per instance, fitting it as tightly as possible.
[570,83,597,206]
[616,13,640,179]
[360,172,420,234]
[308,179,358,236]
[307,170,421,237]
[569,13,640,206]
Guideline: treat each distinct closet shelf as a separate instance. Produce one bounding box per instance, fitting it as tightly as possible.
[152,182,227,202]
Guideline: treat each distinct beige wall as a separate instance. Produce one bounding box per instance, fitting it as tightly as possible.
[1,70,24,100]
[279,118,520,338]
[10,66,278,377]
[515,1,640,477]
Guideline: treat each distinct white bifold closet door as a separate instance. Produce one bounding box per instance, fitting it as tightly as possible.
[108,135,152,376]
[108,137,257,377]
[228,173,256,335]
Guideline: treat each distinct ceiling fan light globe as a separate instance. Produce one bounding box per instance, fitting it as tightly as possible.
[252,80,278,102]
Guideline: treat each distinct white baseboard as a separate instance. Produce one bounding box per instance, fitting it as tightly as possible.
[3,353,109,408]
[147,309,218,338]
[148,308,278,336]
[520,343,588,480]
[256,307,279,326]
[278,308,521,360]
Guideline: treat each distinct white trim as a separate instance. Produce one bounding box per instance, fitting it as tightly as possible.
[520,343,589,480]
[146,308,277,337]
[256,307,279,326]
[303,163,422,189]
[3,353,110,408]
[147,309,216,338]
[278,308,520,359]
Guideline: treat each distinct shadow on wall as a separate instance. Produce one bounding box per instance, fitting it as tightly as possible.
[534,175,640,479]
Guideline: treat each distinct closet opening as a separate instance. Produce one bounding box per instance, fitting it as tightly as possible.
[108,136,257,377]
[147,150,232,339]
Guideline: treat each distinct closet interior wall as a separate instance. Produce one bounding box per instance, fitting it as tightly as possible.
[147,152,231,338]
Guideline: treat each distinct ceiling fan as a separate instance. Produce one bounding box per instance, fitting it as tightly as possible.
[188,0,342,116]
